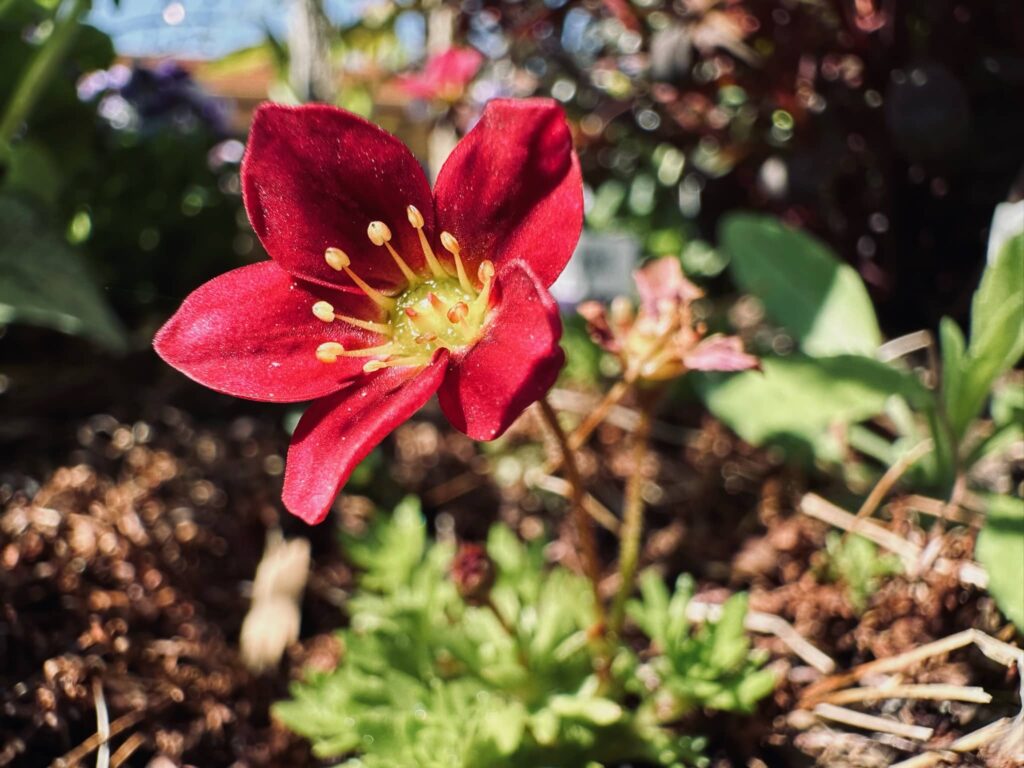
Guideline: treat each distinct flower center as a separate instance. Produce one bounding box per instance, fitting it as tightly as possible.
[311,204,494,373]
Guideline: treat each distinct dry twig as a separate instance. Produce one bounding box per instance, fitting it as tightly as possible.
[799,493,988,589]
[687,600,835,675]
[812,702,934,741]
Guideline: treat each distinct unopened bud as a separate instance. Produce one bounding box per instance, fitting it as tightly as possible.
[450,543,495,605]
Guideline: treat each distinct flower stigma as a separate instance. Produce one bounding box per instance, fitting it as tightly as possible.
[315,206,495,373]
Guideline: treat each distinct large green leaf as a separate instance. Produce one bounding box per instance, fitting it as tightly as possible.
[973,232,1024,347]
[944,233,1024,439]
[720,213,882,356]
[0,195,127,352]
[976,495,1024,632]
[694,354,926,463]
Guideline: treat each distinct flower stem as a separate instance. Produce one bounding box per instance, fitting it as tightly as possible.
[537,395,605,629]
[568,378,631,451]
[608,389,655,639]
[0,0,90,164]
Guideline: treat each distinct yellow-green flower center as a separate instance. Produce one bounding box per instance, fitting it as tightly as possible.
[312,204,494,372]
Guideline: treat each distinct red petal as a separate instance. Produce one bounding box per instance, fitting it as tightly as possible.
[242,103,434,291]
[439,261,564,440]
[282,353,449,524]
[683,335,760,372]
[433,99,583,287]
[154,262,381,402]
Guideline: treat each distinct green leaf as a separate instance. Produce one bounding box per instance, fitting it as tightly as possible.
[976,495,1024,632]
[548,695,623,726]
[971,232,1024,354]
[694,354,926,463]
[720,213,882,356]
[343,495,427,593]
[707,594,750,671]
[2,141,61,205]
[942,233,1024,441]
[822,533,903,612]
[0,195,127,353]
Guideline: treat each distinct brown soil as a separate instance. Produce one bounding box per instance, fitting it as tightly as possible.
[1,381,1020,767]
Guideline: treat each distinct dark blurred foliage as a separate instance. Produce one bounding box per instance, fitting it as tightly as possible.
[472,0,1024,335]
[0,2,248,333]
[69,60,247,329]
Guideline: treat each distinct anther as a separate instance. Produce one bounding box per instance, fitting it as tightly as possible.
[406,205,425,229]
[312,301,335,322]
[324,246,395,310]
[316,342,344,363]
[415,333,437,344]
[325,247,350,271]
[427,292,445,311]
[367,221,392,246]
[478,260,495,283]
[406,204,448,279]
[447,302,469,324]
[440,231,473,293]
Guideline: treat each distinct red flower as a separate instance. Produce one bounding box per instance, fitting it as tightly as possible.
[155,99,582,524]
[397,47,484,102]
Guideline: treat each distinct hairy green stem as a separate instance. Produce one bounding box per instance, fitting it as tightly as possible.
[608,401,652,638]
[537,396,605,630]
[0,0,90,164]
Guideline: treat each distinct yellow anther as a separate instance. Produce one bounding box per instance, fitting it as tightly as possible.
[324,246,395,310]
[316,342,344,363]
[325,247,350,271]
[440,230,459,253]
[406,205,425,229]
[312,301,335,322]
[478,260,495,283]
[440,230,473,293]
[367,221,393,246]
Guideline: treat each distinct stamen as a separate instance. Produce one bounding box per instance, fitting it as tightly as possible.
[415,333,437,344]
[427,292,445,311]
[363,356,422,373]
[406,205,448,279]
[316,341,397,364]
[334,314,391,335]
[440,231,473,293]
[312,301,335,322]
[368,221,418,284]
[324,247,395,310]
[468,260,495,326]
